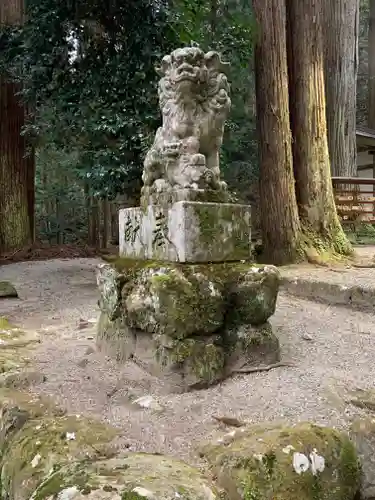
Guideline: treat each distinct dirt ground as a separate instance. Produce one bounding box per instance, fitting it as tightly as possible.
[1,256,375,466]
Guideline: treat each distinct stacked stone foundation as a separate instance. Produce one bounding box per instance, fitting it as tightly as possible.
[96,259,281,393]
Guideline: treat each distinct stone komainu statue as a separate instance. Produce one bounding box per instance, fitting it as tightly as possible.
[141,46,231,197]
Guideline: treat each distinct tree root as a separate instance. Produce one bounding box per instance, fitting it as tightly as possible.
[232,361,296,374]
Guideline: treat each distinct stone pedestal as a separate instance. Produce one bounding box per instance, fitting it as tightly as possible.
[96,261,281,393]
[119,201,251,263]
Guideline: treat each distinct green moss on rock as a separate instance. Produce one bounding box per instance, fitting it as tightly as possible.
[156,336,225,386]
[99,259,280,335]
[199,422,361,500]
[224,322,280,371]
[124,266,225,339]
[0,282,18,298]
[0,389,64,454]
[1,414,119,500]
[225,265,280,326]
[349,416,375,499]
[96,311,136,363]
[31,453,221,500]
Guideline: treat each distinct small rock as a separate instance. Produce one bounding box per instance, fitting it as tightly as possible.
[76,358,89,368]
[301,333,313,341]
[77,319,90,330]
[133,395,164,412]
[86,336,94,340]
[0,281,18,298]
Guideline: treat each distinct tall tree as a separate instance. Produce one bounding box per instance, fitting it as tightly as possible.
[253,0,302,264]
[324,0,359,176]
[286,0,352,256]
[0,0,31,251]
[369,0,375,128]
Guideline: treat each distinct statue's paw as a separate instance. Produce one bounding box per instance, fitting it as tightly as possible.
[190,153,206,166]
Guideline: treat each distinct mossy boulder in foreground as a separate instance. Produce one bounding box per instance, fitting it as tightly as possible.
[30,453,221,500]
[199,422,361,500]
[350,415,375,499]
[0,389,221,500]
[96,259,281,392]
[0,318,41,386]
[1,413,119,500]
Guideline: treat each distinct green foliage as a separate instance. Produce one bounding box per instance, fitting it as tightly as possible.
[169,0,258,200]
[1,0,178,197]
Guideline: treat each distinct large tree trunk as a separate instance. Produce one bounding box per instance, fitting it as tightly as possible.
[253,0,302,265]
[286,0,352,256]
[323,0,359,176]
[369,0,375,128]
[0,0,31,252]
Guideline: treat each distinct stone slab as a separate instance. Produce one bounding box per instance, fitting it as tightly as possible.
[119,201,251,263]
[281,273,375,312]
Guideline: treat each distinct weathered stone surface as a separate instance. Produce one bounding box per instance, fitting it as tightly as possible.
[141,46,230,203]
[199,422,361,500]
[31,454,221,500]
[97,260,281,391]
[96,311,135,362]
[96,263,125,321]
[119,201,251,263]
[0,281,18,298]
[0,318,41,385]
[0,389,221,500]
[0,389,64,451]
[1,413,118,500]
[134,331,226,392]
[350,416,375,499]
[125,265,224,338]
[226,265,280,326]
[224,322,280,372]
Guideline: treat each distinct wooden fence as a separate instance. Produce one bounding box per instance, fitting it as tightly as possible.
[332,176,375,225]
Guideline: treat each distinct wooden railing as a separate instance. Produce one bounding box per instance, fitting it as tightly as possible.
[332,176,375,225]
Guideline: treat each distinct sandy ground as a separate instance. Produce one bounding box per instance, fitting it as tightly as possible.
[1,257,375,465]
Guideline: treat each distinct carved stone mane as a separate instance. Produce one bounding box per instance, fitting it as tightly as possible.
[141,46,231,203]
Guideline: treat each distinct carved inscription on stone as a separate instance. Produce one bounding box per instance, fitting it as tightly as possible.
[124,215,140,243]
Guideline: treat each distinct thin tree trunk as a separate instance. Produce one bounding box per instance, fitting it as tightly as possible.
[324,0,359,176]
[0,0,30,252]
[369,0,375,128]
[253,0,302,265]
[286,0,352,256]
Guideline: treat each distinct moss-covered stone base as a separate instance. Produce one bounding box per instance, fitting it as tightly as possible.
[96,259,281,392]
[199,422,361,500]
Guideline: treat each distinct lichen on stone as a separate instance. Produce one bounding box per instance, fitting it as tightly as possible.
[155,335,225,387]
[97,258,281,391]
[199,422,361,500]
[124,265,225,339]
[1,413,119,500]
[30,453,221,500]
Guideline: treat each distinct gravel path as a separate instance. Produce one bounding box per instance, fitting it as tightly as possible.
[0,258,374,465]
